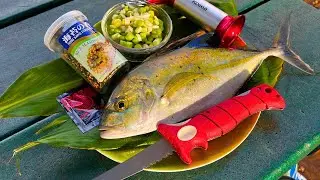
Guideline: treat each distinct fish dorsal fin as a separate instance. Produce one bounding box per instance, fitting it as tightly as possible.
[161,72,216,102]
[185,32,217,48]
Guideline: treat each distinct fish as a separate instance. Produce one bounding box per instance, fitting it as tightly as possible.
[99,16,314,139]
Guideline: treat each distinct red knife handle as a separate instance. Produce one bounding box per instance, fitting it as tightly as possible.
[157,84,286,164]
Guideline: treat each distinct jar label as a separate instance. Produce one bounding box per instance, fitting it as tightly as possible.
[58,21,127,84]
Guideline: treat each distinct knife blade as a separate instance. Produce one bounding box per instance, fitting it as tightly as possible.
[94,84,286,179]
[93,139,173,180]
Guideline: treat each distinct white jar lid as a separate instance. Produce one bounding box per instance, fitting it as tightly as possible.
[44,10,88,52]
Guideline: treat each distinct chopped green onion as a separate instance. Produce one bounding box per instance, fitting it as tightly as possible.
[159,19,164,30]
[132,37,140,44]
[120,40,126,46]
[134,20,144,27]
[125,26,134,33]
[108,28,115,35]
[135,27,142,34]
[120,40,133,48]
[114,28,122,33]
[143,44,149,48]
[108,4,165,48]
[126,41,133,48]
[111,33,121,41]
[125,32,135,41]
[140,32,147,40]
[147,36,154,42]
[134,44,143,48]
[112,19,122,28]
[153,38,162,46]
[139,7,147,13]
[149,10,155,17]
[112,14,120,20]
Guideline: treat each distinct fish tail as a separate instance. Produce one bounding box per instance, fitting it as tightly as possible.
[272,13,314,74]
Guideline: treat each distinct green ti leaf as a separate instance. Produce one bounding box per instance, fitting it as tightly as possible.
[244,56,284,89]
[35,114,68,135]
[0,59,83,118]
[207,0,238,16]
[33,115,160,150]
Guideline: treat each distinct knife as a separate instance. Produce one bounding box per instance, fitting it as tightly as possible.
[93,84,286,180]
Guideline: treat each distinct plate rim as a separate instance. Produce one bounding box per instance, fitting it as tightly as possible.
[97,113,260,172]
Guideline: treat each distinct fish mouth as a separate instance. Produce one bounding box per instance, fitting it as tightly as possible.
[99,125,109,131]
[99,125,124,131]
[99,125,131,139]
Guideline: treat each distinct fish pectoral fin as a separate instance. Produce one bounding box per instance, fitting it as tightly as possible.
[162,72,216,100]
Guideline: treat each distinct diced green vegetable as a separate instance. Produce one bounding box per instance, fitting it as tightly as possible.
[139,7,147,13]
[135,27,142,34]
[107,4,165,48]
[125,32,135,41]
[136,34,142,41]
[153,38,162,46]
[126,26,134,33]
[126,41,133,48]
[141,27,148,33]
[108,28,115,35]
[120,40,126,46]
[114,28,122,33]
[152,28,162,36]
[111,33,121,41]
[134,44,143,49]
[154,16,159,25]
[134,20,144,27]
[159,19,164,30]
[119,36,125,40]
[147,36,154,42]
[146,41,153,45]
[111,19,122,28]
[149,10,155,17]
[140,32,147,40]
[132,37,140,44]
[112,14,120,20]
[120,40,133,48]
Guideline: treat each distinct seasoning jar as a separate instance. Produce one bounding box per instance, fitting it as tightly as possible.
[44,10,129,92]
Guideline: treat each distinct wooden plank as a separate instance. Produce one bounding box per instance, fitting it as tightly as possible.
[236,0,265,13]
[0,0,71,28]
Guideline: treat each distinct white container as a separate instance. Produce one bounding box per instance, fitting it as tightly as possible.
[44,10,129,92]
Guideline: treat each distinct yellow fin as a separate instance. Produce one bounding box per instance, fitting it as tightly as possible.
[162,72,216,100]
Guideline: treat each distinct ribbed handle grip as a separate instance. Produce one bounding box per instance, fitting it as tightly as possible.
[157,84,286,164]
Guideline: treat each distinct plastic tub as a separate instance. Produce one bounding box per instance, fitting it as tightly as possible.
[101,2,173,61]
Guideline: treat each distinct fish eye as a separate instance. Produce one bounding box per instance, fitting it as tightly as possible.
[115,99,127,111]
